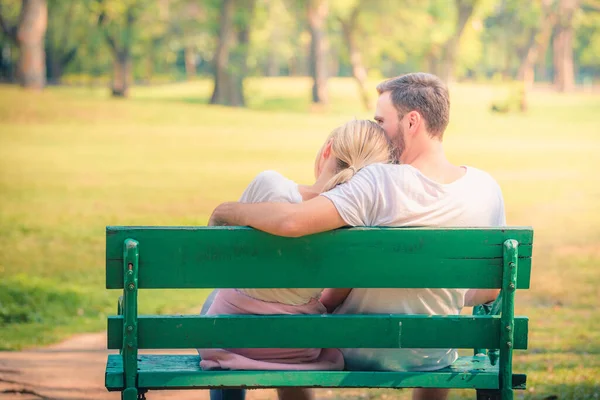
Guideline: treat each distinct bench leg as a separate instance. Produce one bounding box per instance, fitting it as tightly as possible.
[122,387,138,400]
[476,389,501,400]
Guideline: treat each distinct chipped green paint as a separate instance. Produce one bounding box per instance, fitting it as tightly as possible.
[122,239,139,400]
[499,239,519,400]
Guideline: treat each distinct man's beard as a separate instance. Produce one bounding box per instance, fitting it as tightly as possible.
[391,125,406,164]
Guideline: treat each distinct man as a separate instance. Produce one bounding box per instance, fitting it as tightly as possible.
[209,73,505,400]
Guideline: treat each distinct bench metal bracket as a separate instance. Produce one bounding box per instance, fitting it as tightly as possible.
[499,239,518,400]
[122,239,139,400]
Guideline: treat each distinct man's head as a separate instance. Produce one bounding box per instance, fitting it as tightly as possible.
[374,73,450,162]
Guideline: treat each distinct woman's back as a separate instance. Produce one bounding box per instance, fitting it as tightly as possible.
[237,170,323,305]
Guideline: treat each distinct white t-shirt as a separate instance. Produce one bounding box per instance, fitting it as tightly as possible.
[238,171,323,306]
[321,163,506,372]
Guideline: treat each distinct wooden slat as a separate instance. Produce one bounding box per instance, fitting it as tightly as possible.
[105,355,527,390]
[107,314,528,350]
[106,227,533,289]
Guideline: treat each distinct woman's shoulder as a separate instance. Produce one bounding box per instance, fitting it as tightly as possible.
[249,170,297,190]
[240,170,301,204]
[253,170,290,182]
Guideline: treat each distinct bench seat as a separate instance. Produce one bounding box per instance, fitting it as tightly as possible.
[106,355,527,391]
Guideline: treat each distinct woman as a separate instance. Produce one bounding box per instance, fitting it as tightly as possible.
[200,119,394,400]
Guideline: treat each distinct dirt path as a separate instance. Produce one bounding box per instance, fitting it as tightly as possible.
[0,333,294,400]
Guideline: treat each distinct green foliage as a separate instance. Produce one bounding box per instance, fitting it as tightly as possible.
[489,81,525,113]
[0,275,104,325]
[575,6,600,68]
[479,0,544,77]
[7,0,600,85]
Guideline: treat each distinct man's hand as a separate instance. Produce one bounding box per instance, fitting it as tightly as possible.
[208,202,237,226]
[206,196,346,237]
[464,289,500,307]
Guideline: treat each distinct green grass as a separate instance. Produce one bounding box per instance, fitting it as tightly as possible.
[1,78,599,398]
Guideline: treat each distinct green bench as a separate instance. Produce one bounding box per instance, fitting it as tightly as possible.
[104,226,533,400]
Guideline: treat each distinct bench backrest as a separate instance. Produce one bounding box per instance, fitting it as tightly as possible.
[106,226,532,353]
[106,226,532,289]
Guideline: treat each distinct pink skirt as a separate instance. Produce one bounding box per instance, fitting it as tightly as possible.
[198,289,344,371]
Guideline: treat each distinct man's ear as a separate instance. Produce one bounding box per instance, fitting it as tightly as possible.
[407,111,421,132]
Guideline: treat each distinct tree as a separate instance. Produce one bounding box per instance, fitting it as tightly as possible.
[335,0,370,110]
[439,0,480,83]
[0,0,47,89]
[307,0,328,105]
[45,0,87,83]
[553,0,580,91]
[575,0,600,80]
[167,0,216,81]
[210,0,255,107]
[94,0,146,97]
[517,0,558,111]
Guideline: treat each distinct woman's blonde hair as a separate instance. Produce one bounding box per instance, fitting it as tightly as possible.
[320,120,393,192]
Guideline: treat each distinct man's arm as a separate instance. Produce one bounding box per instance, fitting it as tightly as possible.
[208,195,346,237]
[464,289,500,307]
[320,288,352,313]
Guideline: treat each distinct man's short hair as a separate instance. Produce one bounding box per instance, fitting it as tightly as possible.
[376,73,450,138]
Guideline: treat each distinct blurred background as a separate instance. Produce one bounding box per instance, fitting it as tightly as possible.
[0,0,599,101]
[0,1,599,399]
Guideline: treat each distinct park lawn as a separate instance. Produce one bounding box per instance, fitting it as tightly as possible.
[0,78,599,399]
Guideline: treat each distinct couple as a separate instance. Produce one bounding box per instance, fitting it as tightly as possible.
[204,72,506,400]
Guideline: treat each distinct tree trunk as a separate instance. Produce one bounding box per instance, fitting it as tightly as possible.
[440,0,478,83]
[46,47,62,84]
[210,0,237,106]
[231,0,255,107]
[184,45,196,79]
[517,0,558,111]
[15,0,47,89]
[308,0,328,105]
[266,51,278,77]
[265,0,279,77]
[45,1,77,84]
[112,51,131,97]
[0,42,15,81]
[553,0,578,92]
[98,2,137,97]
[339,6,371,111]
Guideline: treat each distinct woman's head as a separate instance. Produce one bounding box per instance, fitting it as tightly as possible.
[314,120,393,192]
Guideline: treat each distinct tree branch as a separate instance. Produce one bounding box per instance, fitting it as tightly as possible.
[0,4,17,42]
[58,1,76,50]
[103,29,118,54]
[97,9,118,54]
[61,47,78,66]
[582,0,600,11]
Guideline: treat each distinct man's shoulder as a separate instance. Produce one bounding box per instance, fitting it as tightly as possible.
[464,166,502,189]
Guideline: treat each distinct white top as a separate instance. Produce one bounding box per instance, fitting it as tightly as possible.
[237,171,323,306]
[321,163,506,371]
